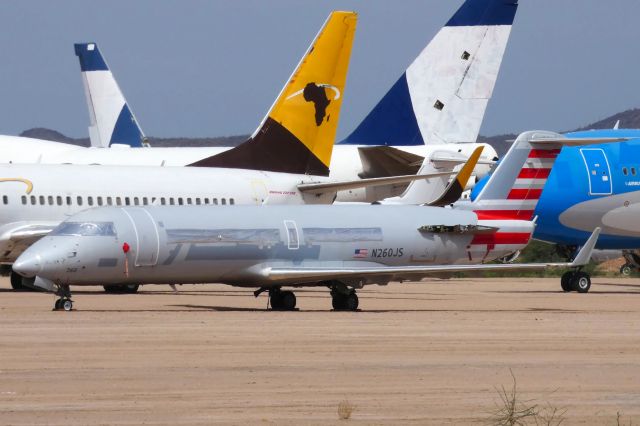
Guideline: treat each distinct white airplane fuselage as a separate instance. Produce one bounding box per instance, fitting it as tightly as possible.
[0,136,496,202]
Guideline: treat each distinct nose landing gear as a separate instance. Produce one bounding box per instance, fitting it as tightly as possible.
[53,284,73,311]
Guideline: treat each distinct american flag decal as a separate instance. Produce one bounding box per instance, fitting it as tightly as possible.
[353,249,368,258]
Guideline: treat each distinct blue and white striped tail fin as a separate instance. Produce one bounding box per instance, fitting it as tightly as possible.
[340,0,518,146]
[74,43,147,148]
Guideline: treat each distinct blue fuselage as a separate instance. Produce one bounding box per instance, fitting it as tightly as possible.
[475,129,640,249]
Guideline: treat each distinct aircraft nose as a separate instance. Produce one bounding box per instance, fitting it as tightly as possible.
[13,252,42,278]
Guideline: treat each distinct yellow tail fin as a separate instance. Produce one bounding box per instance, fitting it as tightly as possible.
[190,11,357,176]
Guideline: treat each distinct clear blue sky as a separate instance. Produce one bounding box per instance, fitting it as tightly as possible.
[0,0,639,139]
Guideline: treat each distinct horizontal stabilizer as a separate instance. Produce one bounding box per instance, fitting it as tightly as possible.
[430,152,495,167]
[357,146,423,178]
[505,134,631,145]
[297,172,454,196]
[427,146,483,206]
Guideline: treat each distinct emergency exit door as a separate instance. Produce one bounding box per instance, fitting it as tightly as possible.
[580,148,612,195]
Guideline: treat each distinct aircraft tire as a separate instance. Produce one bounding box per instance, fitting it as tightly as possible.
[124,284,139,294]
[10,270,25,291]
[620,264,633,276]
[54,299,62,310]
[344,292,359,311]
[571,272,591,293]
[103,285,120,294]
[332,292,358,311]
[62,299,73,311]
[279,291,296,311]
[560,271,574,292]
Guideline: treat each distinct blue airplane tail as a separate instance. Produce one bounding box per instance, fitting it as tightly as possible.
[340,0,518,147]
[74,43,147,148]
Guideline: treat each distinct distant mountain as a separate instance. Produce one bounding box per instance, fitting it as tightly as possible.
[17,108,640,156]
[18,128,247,148]
[479,108,640,157]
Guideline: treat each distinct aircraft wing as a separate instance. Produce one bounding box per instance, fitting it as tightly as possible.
[297,172,454,196]
[266,228,600,283]
[0,222,58,262]
[6,224,57,243]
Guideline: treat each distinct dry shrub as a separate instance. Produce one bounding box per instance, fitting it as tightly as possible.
[338,399,355,420]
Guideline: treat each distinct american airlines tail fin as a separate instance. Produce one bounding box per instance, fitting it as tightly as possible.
[340,0,518,146]
[470,131,566,220]
[74,43,147,148]
[189,12,357,176]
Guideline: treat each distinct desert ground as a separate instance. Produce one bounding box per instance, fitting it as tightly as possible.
[1,276,639,425]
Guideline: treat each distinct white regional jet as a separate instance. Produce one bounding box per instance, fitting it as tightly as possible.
[0,0,518,202]
[12,131,601,311]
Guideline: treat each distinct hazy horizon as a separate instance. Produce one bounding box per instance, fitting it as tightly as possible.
[1,1,639,140]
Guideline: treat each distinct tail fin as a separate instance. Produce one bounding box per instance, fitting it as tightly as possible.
[341,0,518,146]
[387,146,483,205]
[189,12,357,176]
[471,131,564,220]
[74,43,147,148]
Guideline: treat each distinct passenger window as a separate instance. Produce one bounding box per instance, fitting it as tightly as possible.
[88,197,94,206]
[21,195,27,205]
[116,197,122,206]
[623,167,628,176]
[161,197,166,205]
[97,197,103,206]
[134,197,139,206]
[143,197,148,205]
[107,197,113,206]
[77,196,83,206]
[186,198,192,205]
[31,195,36,205]
[178,198,184,205]
[56,196,62,206]
[47,196,53,205]
[39,196,45,205]
[221,198,226,205]
[196,198,201,205]
[204,198,210,205]
[632,168,637,176]
[213,198,218,205]
[125,197,130,206]
[169,198,175,206]
[2,195,8,205]
[66,196,72,205]
[230,198,235,205]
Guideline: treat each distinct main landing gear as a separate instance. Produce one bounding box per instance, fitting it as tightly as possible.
[330,282,359,311]
[53,284,73,311]
[268,288,297,311]
[103,284,140,294]
[560,270,591,293]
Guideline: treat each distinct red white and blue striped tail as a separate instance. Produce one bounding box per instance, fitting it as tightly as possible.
[470,131,566,221]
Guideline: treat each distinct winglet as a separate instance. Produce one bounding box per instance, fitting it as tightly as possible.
[428,146,483,206]
[569,227,600,267]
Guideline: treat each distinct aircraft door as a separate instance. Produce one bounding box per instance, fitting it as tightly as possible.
[122,208,160,266]
[251,180,269,205]
[580,148,612,195]
[284,220,299,250]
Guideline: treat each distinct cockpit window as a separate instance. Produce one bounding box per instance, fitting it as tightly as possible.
[50,221,117,237]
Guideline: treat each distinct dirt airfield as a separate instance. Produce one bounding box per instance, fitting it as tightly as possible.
[1,276,639,425]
